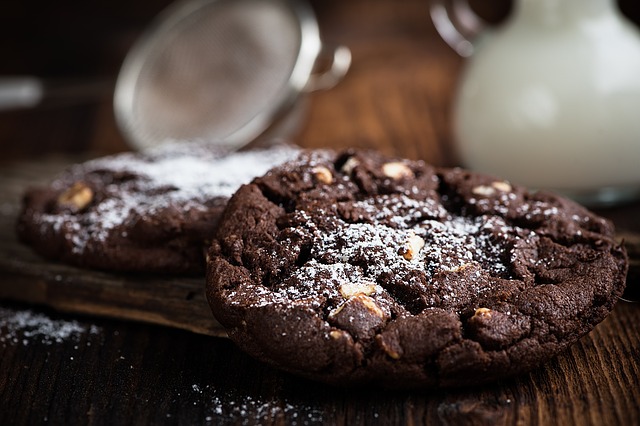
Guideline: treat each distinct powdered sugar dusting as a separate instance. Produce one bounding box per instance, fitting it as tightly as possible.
[316,214,507,280]
[350,194,448,227]
[0,306,100,346]
[279,262,369,307]
[33,142,299,254]
[178,384,325,424]
[274,192,538,311]
[84,145,298,200]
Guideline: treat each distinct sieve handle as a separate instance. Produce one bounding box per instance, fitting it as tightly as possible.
[0,76,112,111]
[0,77,44,110]
[304,44,352,92]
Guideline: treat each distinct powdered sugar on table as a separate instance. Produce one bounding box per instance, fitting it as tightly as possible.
[0,306,100,346]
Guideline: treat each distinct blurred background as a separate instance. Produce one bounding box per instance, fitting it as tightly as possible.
[1,0,639,165]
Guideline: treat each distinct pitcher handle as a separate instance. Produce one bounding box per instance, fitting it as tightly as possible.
[430,0,485,57]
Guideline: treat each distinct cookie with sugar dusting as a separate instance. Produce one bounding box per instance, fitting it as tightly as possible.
[17,142,299,274]
[206,149,627,388]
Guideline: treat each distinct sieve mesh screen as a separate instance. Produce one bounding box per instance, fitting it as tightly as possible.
[126,0,301,149]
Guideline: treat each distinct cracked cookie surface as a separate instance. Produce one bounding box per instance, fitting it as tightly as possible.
[206,149,627,388]
[17,142,298,274]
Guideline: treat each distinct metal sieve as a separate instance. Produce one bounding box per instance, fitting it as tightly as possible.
[0,0,350,151]
[114,0,350,151]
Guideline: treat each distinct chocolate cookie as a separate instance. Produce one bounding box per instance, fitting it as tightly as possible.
[17,142,298,274]
[206,149,628,388]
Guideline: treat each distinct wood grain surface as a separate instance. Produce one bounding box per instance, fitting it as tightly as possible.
[1,0,640,424]
[1,141,639,426]
[0,161,224,337]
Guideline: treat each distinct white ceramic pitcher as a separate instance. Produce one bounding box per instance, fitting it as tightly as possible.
[432,0,640,206]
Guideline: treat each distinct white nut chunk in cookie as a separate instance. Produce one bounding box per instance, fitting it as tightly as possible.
[382,161,414,180]
[474,307,492,317]
[377,336,402,360]
[329,330,344,340]
[444,262,474,273]
[341,157,360,175]
[472,185,496,196]
[312,166,333,185]
[472,181,512,196]
[328,294,388,340]
[400,232,425,261]
[491,181,512,192]
[339,281,379,299]
[57,182,93,210]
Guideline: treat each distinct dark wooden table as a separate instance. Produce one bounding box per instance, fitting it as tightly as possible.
[1,1,639,424]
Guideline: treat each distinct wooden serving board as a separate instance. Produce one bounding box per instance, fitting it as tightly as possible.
[0,159,637,338]
[0,159,225,337]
